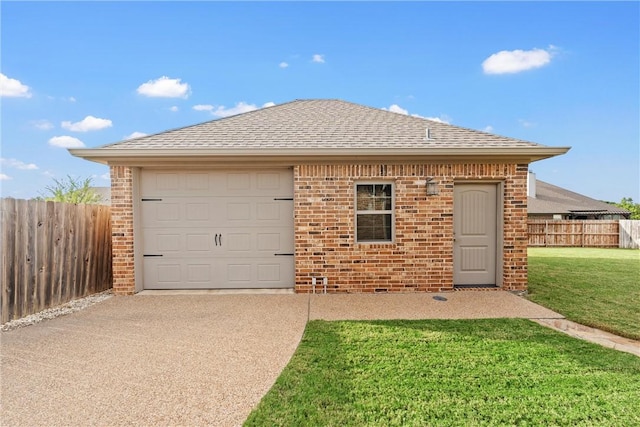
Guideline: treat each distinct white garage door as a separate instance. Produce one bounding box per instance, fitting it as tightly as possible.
[140,169,294,289]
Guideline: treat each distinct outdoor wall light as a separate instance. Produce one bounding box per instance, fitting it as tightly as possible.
[426,178,439,196]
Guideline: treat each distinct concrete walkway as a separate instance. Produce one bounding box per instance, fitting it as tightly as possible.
[1,291,638,427]
[532,318,640,357]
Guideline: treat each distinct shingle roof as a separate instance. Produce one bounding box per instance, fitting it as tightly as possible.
[528,179,629,215]
[102,99,543,150]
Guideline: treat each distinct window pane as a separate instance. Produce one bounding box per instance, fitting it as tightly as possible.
[357,184,392,211]
[356,185,374,210]
[357,214,392,241]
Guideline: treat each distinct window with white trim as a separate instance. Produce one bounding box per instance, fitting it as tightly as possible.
[355,182,394,242]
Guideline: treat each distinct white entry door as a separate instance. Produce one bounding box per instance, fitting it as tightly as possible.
[140,169,294,289]
[453,183,498,286]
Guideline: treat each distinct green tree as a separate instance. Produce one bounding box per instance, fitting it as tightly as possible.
[611,197,640,219]
[39,175,103,204]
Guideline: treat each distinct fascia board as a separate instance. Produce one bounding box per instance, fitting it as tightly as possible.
[69,146,571,165]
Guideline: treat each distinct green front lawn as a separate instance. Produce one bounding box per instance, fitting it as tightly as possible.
[245,319,640,426]
[528,248,640,340]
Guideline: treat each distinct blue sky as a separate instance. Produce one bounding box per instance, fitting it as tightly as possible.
[1,1,638,202]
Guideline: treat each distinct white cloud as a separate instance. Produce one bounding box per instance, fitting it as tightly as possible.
[125,131,147,140]
[32,120,54,130]
[61,115,112,132]
[425,115,452,124]
[1,158,39,170]
[312,54,325,63]
[483,125,494,133]
[100,173,110,180]
[212,102,259,118]
[0,174,12,181]
[0,73,32,98]
[193,104,214,111]
[518,119,536,128]
[279,62,289,68]
[170,106,179,112]
[482,46,555,75]
[137,76,191,98]
[386,104,409,115]
[193,101,274,118]
[48,136,85,148]
[383,104,451,124]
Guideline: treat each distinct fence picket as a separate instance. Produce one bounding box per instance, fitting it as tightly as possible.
[1,199,16,322]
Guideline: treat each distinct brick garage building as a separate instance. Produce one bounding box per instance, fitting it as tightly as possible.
[71,99,569,295]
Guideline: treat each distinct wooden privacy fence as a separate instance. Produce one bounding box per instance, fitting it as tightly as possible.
[527,220,640,248]
[1,198,112,323]
[619,220,640,249]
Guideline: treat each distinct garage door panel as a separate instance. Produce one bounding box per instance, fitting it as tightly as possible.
[141,172,221,197]
[144,257,292,289]
[144,228,291,256]
[223,198,292,226]
[144,258,221,289]
[141,169,294,289]
[142,199,222,228]
[221,228,293,255]
[143,198,290,228]
[225,259,293,288]
[142,170,292,197]
[143,229,215,255]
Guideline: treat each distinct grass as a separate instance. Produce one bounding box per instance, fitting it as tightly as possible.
[245,319,640,426]
[527,248,640,340]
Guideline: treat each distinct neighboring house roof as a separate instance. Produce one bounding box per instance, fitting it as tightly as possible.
[528,179,629,216]
[70,99,569,165]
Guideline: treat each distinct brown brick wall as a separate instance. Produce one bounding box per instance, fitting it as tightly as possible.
[294,163,528,293]
[110,166,135,295]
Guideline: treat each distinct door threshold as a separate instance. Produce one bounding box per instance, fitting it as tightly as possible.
[137,288,295,296]
[453,284,500,290]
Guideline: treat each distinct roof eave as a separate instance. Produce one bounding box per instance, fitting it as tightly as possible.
[69,146,571,166]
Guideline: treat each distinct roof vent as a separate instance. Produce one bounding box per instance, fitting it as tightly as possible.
[425,128,433,140]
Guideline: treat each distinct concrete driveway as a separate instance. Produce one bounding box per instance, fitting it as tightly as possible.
[1,291,562,426]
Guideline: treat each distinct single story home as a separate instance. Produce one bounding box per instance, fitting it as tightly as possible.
[527,172,629,220]
[71,99,569,295]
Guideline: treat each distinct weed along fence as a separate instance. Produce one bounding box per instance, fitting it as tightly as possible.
[1,198,112,323]
[528,220,640,248]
